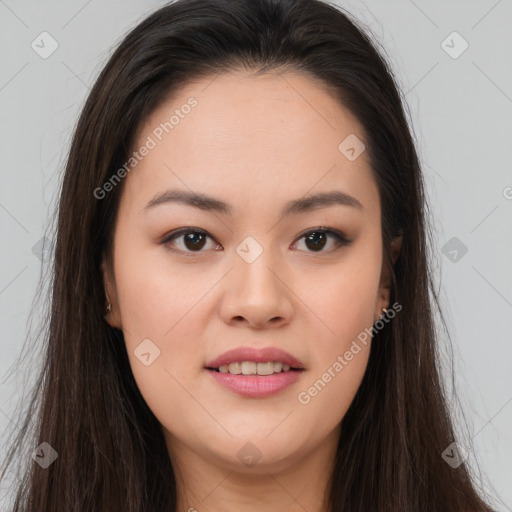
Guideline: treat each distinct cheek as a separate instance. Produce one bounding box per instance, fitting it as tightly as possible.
[292,250,379,420]
[299,249,381,346]
[296,341,371,419]
[114,241,214,342]
[113,244,213,428]
[295,268,376,429]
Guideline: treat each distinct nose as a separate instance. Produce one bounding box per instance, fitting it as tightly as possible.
[219,248,294,329]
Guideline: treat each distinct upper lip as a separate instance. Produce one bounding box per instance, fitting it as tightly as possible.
[205,346,305,370]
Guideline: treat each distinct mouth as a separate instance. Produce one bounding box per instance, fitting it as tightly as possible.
[204,362,305,398]
[205,361,304,376]
[204,347,305,397]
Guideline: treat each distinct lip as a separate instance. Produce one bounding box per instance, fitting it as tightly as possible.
[205,346,305,370]
[206,369,303,398]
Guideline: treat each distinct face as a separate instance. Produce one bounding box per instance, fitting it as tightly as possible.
[102,69,399,476]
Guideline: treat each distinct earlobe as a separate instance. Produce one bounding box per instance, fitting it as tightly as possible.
[390,231,403,265]
[101,257,121,329]
[376,231,403,321]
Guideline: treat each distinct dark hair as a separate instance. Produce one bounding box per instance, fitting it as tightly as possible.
[1,0,496,510]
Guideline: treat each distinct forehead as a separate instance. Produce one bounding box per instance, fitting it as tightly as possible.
[123,69,379,220]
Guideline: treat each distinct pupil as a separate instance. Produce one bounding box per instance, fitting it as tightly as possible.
[185,232,206,251]
[305,232,326,251]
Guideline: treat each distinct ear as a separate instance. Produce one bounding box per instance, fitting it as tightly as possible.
[101,256,122,329]
[375,231,403,321]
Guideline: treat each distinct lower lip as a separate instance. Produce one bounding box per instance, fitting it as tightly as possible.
[205,368,304,398]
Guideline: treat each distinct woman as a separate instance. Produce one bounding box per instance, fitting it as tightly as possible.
[1,0,496,510]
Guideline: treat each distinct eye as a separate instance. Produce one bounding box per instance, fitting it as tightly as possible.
[292,227,351,253]
[162,228,221,255]
[161,226,351,256]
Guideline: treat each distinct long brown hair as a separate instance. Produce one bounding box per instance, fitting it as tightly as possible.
[1,0,496,510]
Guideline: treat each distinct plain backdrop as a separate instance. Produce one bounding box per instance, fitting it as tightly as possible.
[1,0,511,509]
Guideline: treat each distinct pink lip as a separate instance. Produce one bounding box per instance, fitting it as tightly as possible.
[206,368,303,398]
[205,346,305,369]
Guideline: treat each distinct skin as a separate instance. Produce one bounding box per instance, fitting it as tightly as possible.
[102,68,402,512]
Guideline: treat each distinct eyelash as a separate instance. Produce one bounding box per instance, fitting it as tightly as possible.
[161,226,352,256]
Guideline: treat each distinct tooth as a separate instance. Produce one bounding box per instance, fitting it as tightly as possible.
[228,362,242,374]
[213,361,294,375]
[241,361,257,375]
[273,361,283,372]
[257,362,274,375]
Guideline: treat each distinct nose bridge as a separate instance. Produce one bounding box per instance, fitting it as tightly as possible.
[234,234,281,297]
[221,233,292,326]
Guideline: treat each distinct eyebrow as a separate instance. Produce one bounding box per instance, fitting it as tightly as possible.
[143,188,363,217]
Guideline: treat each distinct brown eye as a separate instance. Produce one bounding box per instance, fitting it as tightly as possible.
[293,228,350,253]
[182,231,207,250]
[304,231,328,251]
[163,228,221,254]
[162,226,350,256]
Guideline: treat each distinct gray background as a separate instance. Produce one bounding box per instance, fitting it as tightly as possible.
[1,0,511,509]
